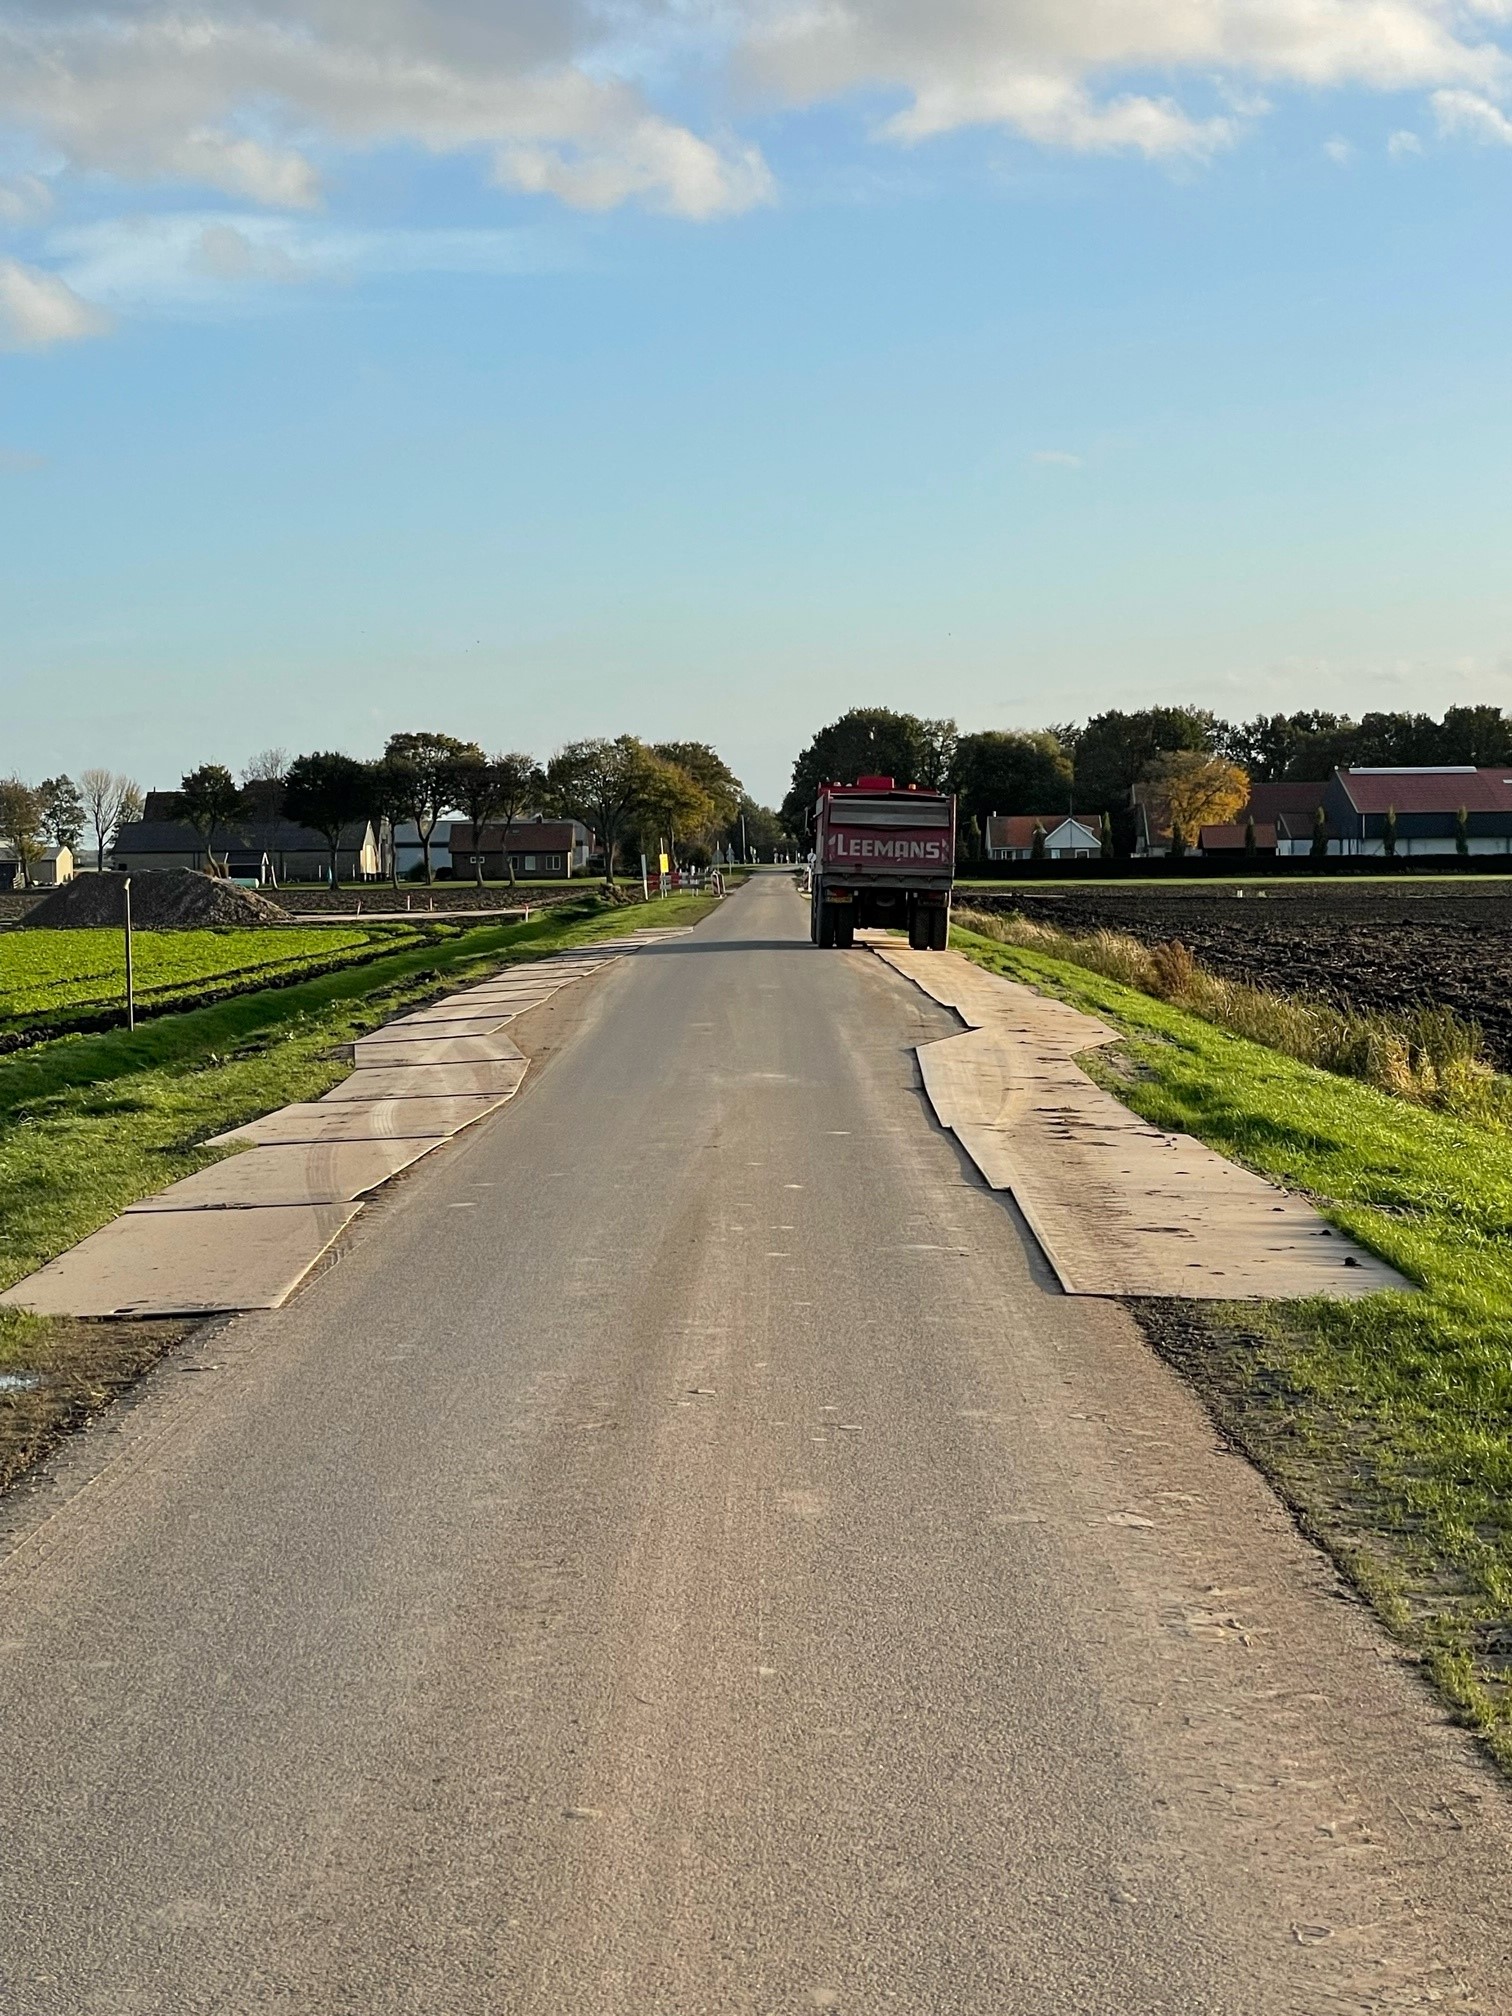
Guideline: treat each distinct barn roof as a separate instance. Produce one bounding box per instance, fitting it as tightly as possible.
[1335,767,1512,815]
[115,817,372,854]
[1247,781,1328,821]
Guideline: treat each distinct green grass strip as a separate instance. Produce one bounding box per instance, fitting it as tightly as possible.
[951,920,1512,1765]
[0,924,426,1041]
[0,895,714,1300]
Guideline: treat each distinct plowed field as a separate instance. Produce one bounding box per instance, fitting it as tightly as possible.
[967,881,1512,1068]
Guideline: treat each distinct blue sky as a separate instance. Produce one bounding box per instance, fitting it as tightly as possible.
[3,3,1511,806]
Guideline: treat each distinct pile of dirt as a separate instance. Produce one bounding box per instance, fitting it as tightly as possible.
[27,870,289,930]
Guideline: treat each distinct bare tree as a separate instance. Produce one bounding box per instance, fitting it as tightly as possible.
[80,768,141,872]
[241,748,289,888]
[244,748,289,785]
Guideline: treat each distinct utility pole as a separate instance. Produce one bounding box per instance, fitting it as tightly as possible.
[123,876,135,1033]
[741,812,748,863]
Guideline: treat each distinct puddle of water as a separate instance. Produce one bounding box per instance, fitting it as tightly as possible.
[0,1371,42,1394]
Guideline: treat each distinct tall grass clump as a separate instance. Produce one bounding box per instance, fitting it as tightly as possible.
[953,905,1506,1120]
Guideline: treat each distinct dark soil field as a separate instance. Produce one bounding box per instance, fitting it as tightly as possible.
[968,880,1512,1069]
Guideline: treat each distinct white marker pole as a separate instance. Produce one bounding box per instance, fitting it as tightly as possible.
[123,876,135,1033]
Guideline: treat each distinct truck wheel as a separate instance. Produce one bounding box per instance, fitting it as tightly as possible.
[908,908,929,951]
[928,905,949,951]
[835,910,855,949]
[818,903,836,948]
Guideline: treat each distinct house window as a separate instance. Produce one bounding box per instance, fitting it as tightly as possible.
[523,855,536,871]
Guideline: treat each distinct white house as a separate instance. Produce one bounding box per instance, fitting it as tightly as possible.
[984,814,1102,862]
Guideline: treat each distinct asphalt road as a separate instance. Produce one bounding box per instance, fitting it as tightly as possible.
[2,873,1510,2013]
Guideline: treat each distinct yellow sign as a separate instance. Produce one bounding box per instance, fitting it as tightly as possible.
[658,852,669,875]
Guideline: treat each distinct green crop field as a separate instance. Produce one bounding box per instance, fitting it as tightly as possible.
[0,926,420,1036]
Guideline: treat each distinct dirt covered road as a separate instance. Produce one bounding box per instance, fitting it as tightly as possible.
[1,873,1510,2012]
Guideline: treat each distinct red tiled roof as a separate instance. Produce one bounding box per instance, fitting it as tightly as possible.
[986,814,1098,850]
[452,820,582,851]
[1200,822,1277,851]
[1335,767,1512,814]
[1246,781,1327,822]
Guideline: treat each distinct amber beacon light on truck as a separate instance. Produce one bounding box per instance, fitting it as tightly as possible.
[809,776,957,950]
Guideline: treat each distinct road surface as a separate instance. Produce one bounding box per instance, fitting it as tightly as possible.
[2,873,1509,2012]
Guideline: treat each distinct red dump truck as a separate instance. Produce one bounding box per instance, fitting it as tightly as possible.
[809,775,956,949]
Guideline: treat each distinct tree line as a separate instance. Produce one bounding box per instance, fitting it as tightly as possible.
[1,734,786,891]
[0,771,145,884]
[782,703,1512,858]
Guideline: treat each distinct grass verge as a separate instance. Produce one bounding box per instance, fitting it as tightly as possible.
[954,902,1500,1118]
[0,891,714,1292]
[0,893,714,1497]
[950,918,1512,1769]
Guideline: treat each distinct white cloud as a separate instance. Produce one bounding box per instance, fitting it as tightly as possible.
[1433,84,1512,138]
[0,0,1505,283]
[883,75,1234,159]
[1323,134,1354,162]
[0,257,112,348]
[741,0,1512,155]
[1388,126,1425,152]
[0,6,773,220]
[497,124,775,218]
[1033,448,1083,469]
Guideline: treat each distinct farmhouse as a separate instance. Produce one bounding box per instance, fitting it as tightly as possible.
[449,816,594,879]
[984,814,1102,861]
[114,808,379,882]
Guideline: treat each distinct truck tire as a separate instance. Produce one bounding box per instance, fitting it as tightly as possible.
[835,909,855,949]
[908,907,929,951]
[929,904,949,951]
[818,903,836,948]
